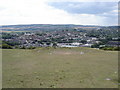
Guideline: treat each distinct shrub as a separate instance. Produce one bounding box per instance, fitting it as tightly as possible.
[2,44,12,49]
[113,47,120,51]
[28,46,36,49]
[100,46,120,51]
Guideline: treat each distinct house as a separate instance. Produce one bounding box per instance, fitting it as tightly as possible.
[80,44,93,47]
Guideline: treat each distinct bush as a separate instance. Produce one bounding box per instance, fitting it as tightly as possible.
[100,46,120,51]
[91,44,99,48]
[28,46,36,49]
[2,44,12,49]
[113,47,120,51]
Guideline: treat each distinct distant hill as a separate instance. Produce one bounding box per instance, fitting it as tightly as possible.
[0,24,118,32]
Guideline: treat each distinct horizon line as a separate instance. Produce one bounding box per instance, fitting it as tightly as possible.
[0,23,118,27]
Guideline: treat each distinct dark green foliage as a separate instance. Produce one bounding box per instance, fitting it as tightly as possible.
[5,41,20,46]
[113,47,120,51]
[2,33,18,39]
[53,42,57,48]
[81,40,87,44]
[91,44,100,48]
[2,41,20,46]
[2,44,12,49]
[91,42,104,48]
[86,27,119,39]
[46,42,51,45]
[28,46,36,49]
[20,46,36,49]
[100,46,120,51]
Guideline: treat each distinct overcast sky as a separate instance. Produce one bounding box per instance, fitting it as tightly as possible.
[0,0,119,26]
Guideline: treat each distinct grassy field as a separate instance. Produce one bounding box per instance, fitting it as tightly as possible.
[2,47,118,88]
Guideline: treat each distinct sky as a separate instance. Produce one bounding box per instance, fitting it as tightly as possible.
[0,0,119,26]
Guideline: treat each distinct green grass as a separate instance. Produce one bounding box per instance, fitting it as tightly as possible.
[2,47,118,88]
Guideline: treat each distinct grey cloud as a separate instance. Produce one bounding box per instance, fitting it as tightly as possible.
[48,2,118,14]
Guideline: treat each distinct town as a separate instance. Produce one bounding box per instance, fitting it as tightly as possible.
[1,24,119,50]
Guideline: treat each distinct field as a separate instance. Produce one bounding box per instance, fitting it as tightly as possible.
[2,47,118,88]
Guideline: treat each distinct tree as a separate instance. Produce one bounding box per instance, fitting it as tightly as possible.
[53,42,57,48]
[81,40,87,44]
[46,42,51,46]
[91,44,99,48]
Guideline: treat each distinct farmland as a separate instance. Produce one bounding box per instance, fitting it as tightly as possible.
[2,47,118,88]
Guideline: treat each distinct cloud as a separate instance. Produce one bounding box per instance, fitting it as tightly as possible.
[47,2,118,25]
[0,0,80,25]
[48,0,119,2]
[48,2,117,14]
[0,0,118,26]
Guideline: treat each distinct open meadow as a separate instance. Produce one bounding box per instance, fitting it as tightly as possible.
[2,47,118,88]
